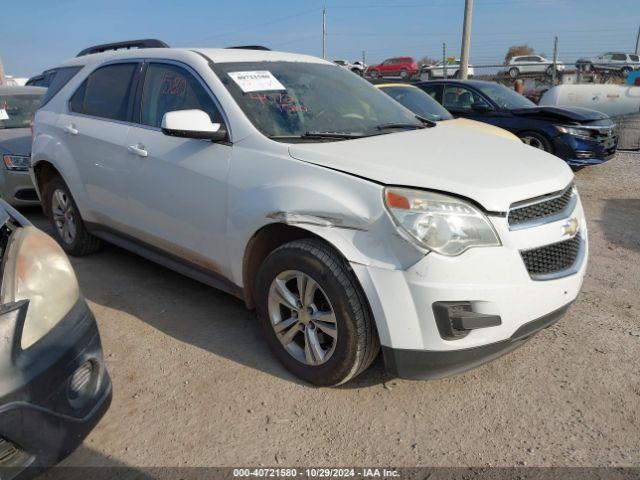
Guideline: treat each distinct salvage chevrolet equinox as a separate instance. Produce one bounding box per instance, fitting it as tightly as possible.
[31,40,588,386]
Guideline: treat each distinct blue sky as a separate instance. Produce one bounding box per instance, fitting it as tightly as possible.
[1,0,638,77]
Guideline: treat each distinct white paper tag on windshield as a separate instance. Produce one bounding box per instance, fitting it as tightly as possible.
[228,71,285,93]
[0,109,9,121]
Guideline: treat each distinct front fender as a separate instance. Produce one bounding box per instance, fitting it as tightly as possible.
[225,145,424,287]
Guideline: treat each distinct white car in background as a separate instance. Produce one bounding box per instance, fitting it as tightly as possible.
[32,40,586,386]
[333,59,364,75]
[507,55,565,78]
[420,59,474,80]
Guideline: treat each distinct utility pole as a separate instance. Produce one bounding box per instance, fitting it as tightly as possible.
[635,24,640,54]
[322,7,327,59]
[0,57,4,85]
[552,36,558,86]
[362,50,366,67]
[459,0,473,79]
[442,43,447,79]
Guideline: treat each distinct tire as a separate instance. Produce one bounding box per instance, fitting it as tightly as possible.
[621,66,632,77]
[44,175,102,256]
[546,65,555,77]
[400,68,409,80]
[518,131,553,153]
[509,67,519,79]
[351,68,362,76]
[370,70,379,79]
[255,239,380,386]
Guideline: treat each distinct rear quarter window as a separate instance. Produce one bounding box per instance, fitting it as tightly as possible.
[39,67,83,107]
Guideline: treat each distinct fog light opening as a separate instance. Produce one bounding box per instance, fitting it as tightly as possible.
[67,360,97,408]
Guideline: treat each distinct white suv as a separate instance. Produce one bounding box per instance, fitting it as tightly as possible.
[507,55,566,79]
[31,40,587,386]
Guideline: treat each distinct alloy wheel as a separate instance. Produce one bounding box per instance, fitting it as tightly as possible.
[267,270,337,366]
[51,188,77,244]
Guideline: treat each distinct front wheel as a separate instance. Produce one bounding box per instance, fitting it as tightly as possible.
[369,70,379,79]
[255,239,379,386]
[400,68,409,80]
[518,131,553,153]
[509,67,519,79]
[44,175,102,256]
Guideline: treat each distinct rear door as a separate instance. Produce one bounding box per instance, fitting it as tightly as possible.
[122,60,233,277]
[59,61,140,227]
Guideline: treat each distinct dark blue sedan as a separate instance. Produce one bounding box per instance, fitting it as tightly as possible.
[415,79,618,167]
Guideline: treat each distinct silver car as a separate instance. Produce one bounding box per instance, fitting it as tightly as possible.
[0,86,45,206]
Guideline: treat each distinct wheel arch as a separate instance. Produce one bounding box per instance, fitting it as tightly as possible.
[242,222,353,309]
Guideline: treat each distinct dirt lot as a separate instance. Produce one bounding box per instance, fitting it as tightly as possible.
[24,152,640,468]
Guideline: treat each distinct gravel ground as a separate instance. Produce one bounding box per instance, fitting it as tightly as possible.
[23,152,640,469]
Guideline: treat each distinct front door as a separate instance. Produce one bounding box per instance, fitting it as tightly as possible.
[123,61,233,278]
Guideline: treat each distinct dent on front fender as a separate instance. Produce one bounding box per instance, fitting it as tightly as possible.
[225,147,426,286]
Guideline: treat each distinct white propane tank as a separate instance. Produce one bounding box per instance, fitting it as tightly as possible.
[539,84,640,117]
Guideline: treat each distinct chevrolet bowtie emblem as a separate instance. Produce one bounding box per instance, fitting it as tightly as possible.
[562,218,579,236]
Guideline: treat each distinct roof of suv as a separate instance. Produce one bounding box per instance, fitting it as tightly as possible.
[57,47,330,69]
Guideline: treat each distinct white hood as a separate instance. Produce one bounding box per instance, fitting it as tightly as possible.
[288,122,573,212]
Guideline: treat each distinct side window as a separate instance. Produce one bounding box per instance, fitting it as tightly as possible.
[40,67,83,107]
[442,86,487,110]
[420,84,443,103]
[140,63,223,129]
[612,54,627,61]
[70,63,137,121]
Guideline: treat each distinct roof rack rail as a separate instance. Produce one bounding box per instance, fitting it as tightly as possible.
[76,39,169,57]
[226,45,271,51]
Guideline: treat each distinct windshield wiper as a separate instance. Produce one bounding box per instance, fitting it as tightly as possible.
[376,115,436,131]
[268,131,368,141]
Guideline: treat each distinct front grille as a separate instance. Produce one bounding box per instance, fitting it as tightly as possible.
[521,233,582,279]
[508,185,574,228]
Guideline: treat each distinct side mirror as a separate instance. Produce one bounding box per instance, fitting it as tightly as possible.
[471,102,493,113]
[161,109,228,142]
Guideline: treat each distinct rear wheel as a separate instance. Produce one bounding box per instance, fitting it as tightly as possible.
[255,239,379,386]
[546,65,555,76]
[621,66,632,77]
[400,68,409,80]
[518,131,553,153]
[44,176,101,256]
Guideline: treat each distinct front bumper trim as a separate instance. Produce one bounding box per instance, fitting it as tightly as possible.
[383,302,572,380]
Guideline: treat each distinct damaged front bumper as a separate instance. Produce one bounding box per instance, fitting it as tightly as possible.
[350,201,587,380]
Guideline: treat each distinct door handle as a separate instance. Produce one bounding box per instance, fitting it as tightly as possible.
[64,124,79,135]
[127,144,148,158]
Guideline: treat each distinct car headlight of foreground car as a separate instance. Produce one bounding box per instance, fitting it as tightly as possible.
[1,226,79,348]
[554,125,593,140]
[2,154,30,172]
[384,187,501,256]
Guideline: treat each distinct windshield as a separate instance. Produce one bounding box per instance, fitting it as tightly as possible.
[380,86,453,121]
[212,61,421,140]
[0,94,43,129]
[475,83,535,110]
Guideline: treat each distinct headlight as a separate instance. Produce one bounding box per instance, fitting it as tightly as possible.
[3,154,30,172]
[1,226,79,348]
[554,125,593,140]
[384,187,501,256]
